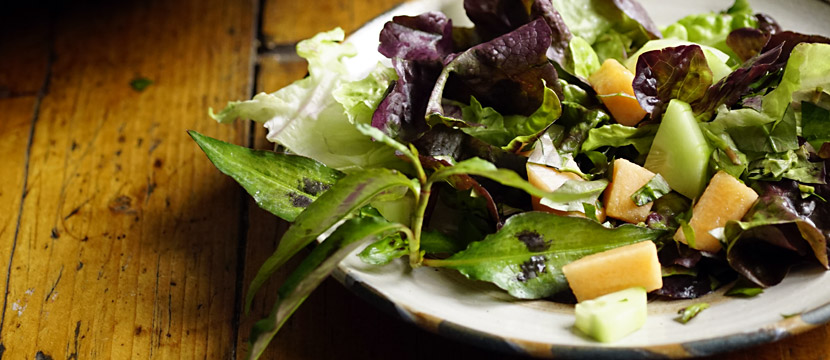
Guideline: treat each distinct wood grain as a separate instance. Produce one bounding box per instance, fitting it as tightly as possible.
[0,0,255,358]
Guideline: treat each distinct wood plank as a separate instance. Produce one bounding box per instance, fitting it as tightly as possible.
[0,0,255,358]
[0,96,37,338]
[261,0,405,47]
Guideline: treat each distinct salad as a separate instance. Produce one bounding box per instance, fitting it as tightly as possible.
[189,0,830,357]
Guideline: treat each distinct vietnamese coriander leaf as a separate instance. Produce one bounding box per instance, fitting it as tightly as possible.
[423,212,665,298]
[188,131,343,222]
[247,216,409,360]
[676,303,710,324]
[358,229,466,266]
[631,174,671,206]
[244,168,417,313]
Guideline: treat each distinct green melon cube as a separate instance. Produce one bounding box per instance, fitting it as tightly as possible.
[574,286,647,342]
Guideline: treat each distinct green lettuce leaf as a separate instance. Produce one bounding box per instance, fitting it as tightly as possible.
[459,87,562,149]
[802,101,830,149]
[762,43,830,121]
[662,0,757,59]
[209,28,401,173]
[631,174,671,206]
[332,63,397,126]
[424,212,665,298]
[582,123,658,154]
[189,131,343,222]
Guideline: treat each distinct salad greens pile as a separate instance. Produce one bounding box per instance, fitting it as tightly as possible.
[192,0,830,357]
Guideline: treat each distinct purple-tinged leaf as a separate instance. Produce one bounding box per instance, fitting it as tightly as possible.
[609,0,661,40]
[427,19,561,121]
[371,59,440,141]
[692,45,781,118]
[726,27,770,62]
[633,45,712,119]
[378,12,454,62]
[463,0,574,77]
[755,13,781,35]
[531,0,574,72]
[762,31,830,69]
[463,0,533,40]
[725,179,830,287]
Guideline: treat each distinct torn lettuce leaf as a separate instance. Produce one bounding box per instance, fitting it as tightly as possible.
[458,86,562,149]
[209,28,402,172]
[582,123,658,154]
[660,0,758,60]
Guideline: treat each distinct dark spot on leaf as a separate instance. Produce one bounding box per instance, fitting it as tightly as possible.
[517,255,547,282]
[516,230,550,252]
[289,193,312,208]
[50,228,60,239]
[301,178,331,196]
[130,77,152,92]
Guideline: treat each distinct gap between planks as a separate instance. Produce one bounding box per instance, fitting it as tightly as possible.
[0,24,56,337]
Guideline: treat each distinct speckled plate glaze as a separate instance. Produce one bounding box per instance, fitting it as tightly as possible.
[334,1,830,358]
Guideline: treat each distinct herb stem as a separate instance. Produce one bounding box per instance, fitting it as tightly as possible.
[409,182,432,267]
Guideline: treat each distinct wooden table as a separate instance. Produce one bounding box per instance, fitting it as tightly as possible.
[0,0,828,359]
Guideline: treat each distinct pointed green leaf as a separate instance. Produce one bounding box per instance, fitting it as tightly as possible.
[247,216,408,360]
[424,212,665,299]
[245,168,417,312]
[188,131,343,222]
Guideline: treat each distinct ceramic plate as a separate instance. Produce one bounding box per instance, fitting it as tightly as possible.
[334,1,830,358]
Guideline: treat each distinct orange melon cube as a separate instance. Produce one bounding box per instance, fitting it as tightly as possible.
[563,241,662,302]
[588,59,647,126]
[527,163,606,222]
[604,159,656,224]
[675,171,759,253]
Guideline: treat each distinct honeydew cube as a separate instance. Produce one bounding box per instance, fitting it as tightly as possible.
[588,59,647,127]
[527,163,606,222]
[574,286,647,343]
[563,241,662,302]
[674,171,759,253]
[604,159,656,224]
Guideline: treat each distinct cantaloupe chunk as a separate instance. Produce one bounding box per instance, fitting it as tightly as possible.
[527,163,606,222]
[604,159,656,224]
[674,171,759,253]
[588,59,647,126]
[563,241,662,302]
